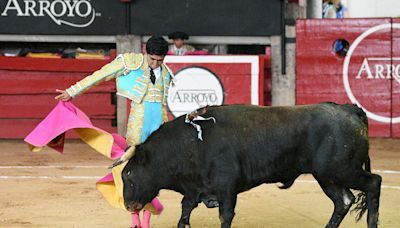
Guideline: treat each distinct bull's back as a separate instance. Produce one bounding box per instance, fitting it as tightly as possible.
[202,103,367,143]
[196,103,368,189]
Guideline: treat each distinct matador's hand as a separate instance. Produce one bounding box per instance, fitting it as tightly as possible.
[54,89,72,101]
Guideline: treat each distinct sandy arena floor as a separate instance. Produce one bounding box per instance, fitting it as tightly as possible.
[0,138,399,228]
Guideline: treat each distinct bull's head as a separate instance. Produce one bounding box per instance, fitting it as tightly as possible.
[121,147,160,212]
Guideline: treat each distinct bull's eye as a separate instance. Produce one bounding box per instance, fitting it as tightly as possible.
[127,171,131,176]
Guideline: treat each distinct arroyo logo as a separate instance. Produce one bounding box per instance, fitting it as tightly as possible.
[1,0,99,28]
[167,67,224,117]
[355,57,400,84]
[343,23,400,123]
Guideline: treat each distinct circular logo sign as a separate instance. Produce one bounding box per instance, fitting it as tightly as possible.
[167,67,224,117]
[343,23,400,123]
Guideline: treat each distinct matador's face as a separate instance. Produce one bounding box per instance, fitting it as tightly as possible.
[147,54,165,69]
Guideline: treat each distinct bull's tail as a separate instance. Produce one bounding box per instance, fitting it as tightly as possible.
[364,155,371,172]
[351,155,371,221]
[350,103,370,222]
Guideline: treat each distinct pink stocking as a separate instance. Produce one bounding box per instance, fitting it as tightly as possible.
[131,212,141,228]
[151,197,164,214]
[141,210,151,228]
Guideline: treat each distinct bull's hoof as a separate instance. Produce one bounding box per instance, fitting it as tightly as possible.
[177,223,191,228]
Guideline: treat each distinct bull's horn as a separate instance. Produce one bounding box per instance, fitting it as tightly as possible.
[108,146,136,169]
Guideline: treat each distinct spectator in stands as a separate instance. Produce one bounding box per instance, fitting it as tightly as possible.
[167,31,197,55]
[54,36,173,228]
[323,0,349,18]
[322,0,333,18]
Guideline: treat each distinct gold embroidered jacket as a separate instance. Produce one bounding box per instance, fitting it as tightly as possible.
[66,53,173,105]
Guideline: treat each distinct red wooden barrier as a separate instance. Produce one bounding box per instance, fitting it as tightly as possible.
[392,19,400,137]
[0,56,112,72]
[0,70,115,94]
[262,48,272,106]
[0,94,115,119]
[0,55,117,139]
[296,18,400,138]
[1,53,271,139]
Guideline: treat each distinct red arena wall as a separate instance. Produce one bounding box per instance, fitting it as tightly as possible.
[297,18,400,138]
[0,54,270,138]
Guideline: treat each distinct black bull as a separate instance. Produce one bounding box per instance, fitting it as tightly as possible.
[120,103,381,228]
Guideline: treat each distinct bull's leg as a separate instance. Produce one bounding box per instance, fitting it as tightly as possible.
[218,193,237,228]
[314,176,355,228]
[340,171,382,228]
[366,174,382,228]
[177,196,198,228]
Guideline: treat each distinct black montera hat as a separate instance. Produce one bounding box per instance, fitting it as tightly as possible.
[168,31,189,40]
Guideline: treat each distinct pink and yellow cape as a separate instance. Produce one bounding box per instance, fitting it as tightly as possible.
[24,101,163,214]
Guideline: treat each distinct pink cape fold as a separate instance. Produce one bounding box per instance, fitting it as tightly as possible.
[24,101,163,214]
[24,101,125,160]
[111,133,127,159]
[24,101,112,154]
